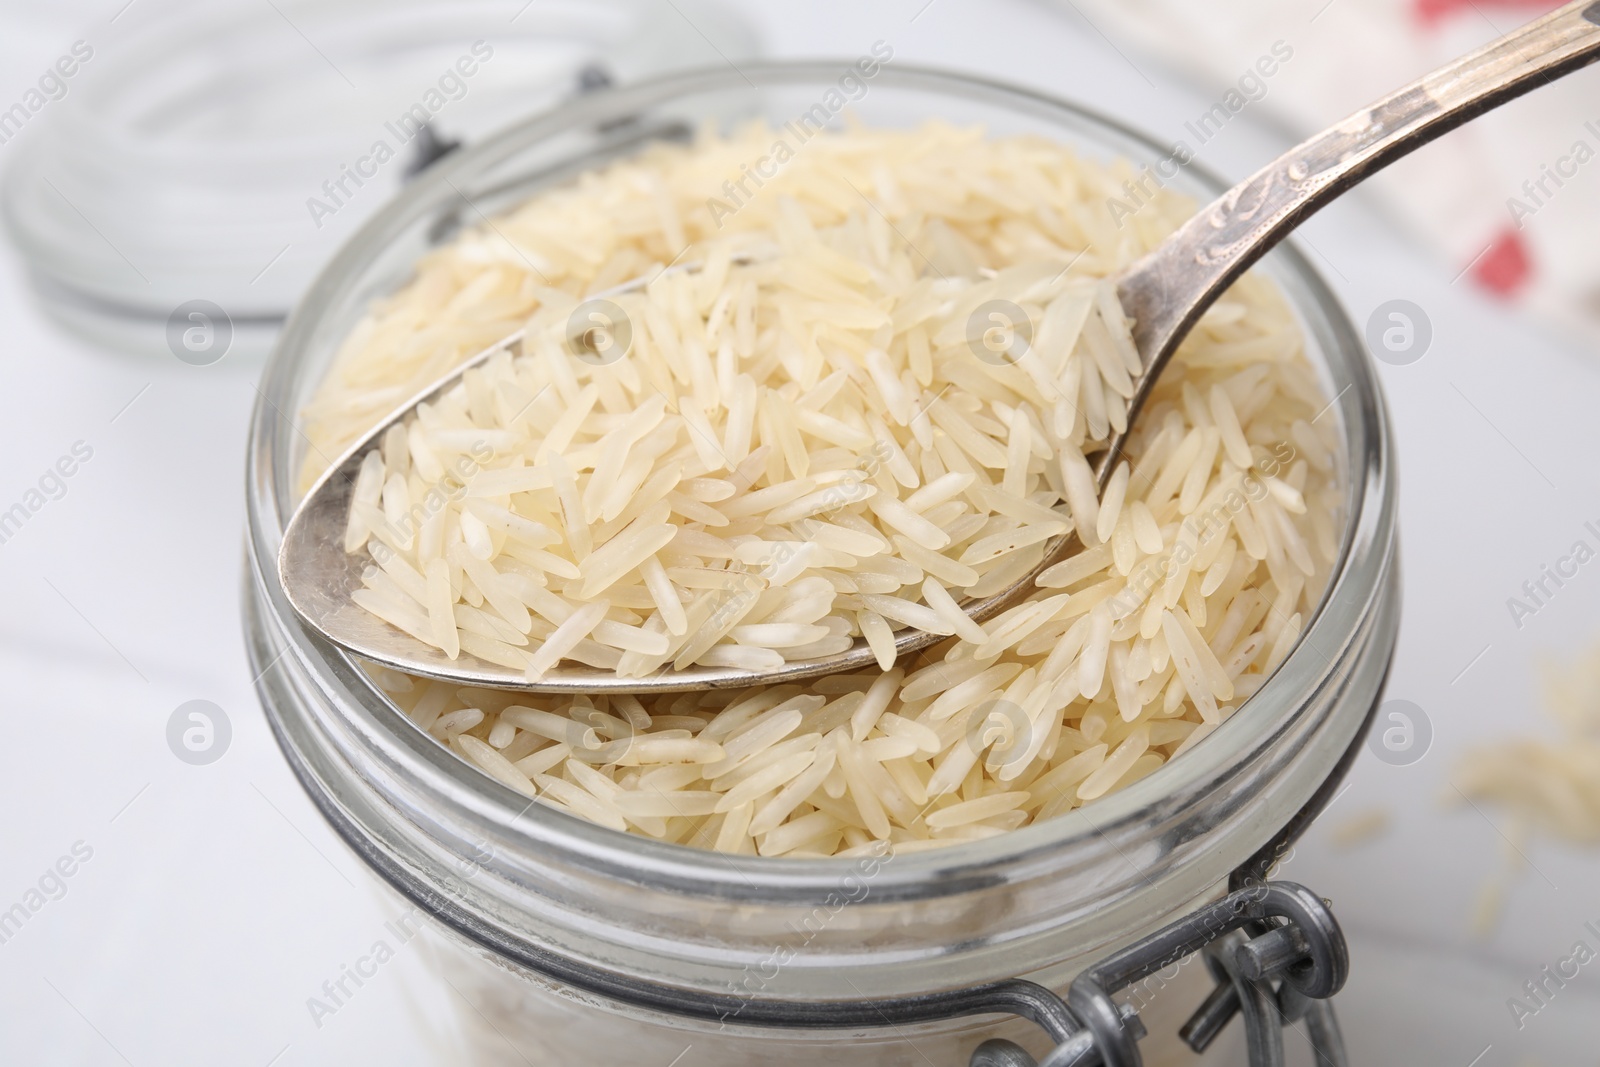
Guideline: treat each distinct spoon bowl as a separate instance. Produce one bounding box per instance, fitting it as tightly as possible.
[280,2,1600,692]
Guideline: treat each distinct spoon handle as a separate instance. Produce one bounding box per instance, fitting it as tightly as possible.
[1119,0,1600,398]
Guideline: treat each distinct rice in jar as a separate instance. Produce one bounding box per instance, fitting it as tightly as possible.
[245,62,1399,1066]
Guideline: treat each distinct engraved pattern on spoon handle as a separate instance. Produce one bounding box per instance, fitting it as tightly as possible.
[1119,0,1600,408]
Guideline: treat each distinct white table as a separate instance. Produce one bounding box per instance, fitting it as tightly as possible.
[2,1,1596,1063]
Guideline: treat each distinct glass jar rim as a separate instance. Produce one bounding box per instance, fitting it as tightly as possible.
[246,59,1396,904]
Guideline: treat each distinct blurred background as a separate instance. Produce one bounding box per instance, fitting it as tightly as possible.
[2,0,1598,1062]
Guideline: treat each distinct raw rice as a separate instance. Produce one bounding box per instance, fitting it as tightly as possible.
[314,134,1173,678]
[311,121,1346,856]
[1456,641,1600,847]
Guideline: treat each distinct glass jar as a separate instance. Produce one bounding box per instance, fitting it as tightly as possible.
[243,62,1399,1066]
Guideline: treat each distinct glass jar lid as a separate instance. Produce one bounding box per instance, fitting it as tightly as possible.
[1,0,759,358]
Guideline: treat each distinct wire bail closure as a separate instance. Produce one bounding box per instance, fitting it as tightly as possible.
[966,880,1349,1067]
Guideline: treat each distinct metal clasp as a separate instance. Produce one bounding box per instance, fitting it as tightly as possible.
[968,880,1348,1067]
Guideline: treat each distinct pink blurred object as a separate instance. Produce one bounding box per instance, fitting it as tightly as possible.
[1065,0,1600,336]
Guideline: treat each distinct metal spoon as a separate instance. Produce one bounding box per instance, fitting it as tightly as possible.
[280,1,1600,692]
